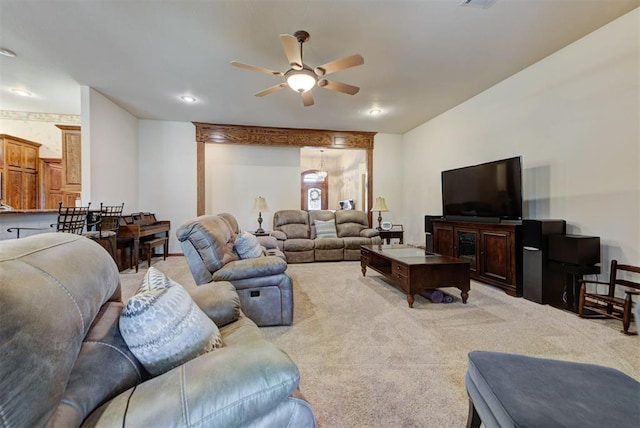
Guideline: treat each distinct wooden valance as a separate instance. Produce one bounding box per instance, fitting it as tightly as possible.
[194,122,375,149]
[193,122,376,218]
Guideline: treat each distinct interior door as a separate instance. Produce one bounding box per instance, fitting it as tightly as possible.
[301,170,328,210]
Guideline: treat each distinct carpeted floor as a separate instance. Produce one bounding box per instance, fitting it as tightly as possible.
[120,258,639,427]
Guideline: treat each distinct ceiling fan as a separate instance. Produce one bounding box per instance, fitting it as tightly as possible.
[231,30,364,107]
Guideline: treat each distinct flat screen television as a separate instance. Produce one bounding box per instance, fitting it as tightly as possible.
[441,156,522,221]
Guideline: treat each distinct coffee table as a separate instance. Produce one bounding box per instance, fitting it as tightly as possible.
[361,245,470,308]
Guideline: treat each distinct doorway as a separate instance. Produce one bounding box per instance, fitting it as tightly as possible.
[301,170,328,210]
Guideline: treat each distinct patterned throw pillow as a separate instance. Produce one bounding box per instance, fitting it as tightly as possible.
[315,219,338,238]
[119,267,223,376]
[234,231,264,259]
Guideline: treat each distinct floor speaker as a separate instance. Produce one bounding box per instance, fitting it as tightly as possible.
[522,219,566,305]
[424,215,442,252]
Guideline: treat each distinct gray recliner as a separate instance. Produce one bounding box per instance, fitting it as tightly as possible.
[176,214,294,326]
[0,232,314,427]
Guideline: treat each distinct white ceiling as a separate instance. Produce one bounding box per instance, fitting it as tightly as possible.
[1,0,637,134]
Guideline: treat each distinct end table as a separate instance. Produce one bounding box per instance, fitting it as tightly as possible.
[379,229,404,244]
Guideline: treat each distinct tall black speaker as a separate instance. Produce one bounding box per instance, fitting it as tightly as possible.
[522,219,566,305]
[424,215,442,252]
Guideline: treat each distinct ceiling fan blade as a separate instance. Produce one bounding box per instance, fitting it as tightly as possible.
[280,34,303,70]
[314,54,364,76]
[317,79,360,95]
[301,90,314,107]
[254,83,288,97]
[231,61,283,76]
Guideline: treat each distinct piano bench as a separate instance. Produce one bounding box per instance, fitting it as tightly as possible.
[141,236,168,268]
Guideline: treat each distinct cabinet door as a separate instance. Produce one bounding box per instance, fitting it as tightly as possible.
[23,145,39,172]
[480,230,512,283]
[433,224,454,256]
[455,227,479,273]
[23,172,38,209]
[6,169,22,207]
[59,126,82,192]
[6,142,22,168]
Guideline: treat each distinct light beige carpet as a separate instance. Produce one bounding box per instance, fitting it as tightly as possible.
[120,258,639,428]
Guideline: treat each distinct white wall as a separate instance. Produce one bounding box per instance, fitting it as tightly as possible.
[373,133,404,227]
[402,9,639,268]
[82,88,139,211]
[138,120,197,253]
[204,144,300,232]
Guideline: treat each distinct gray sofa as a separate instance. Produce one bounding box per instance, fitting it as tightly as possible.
[0,232,315,427]
[177,213,294,326]
[271,210,382,263]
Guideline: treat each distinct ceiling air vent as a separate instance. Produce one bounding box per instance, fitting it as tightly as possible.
[460,0,497,9]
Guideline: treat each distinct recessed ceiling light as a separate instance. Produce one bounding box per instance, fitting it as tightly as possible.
[0,48,16,57]
[181,95,197,103]
[369,109,382,116]
[12,89,32,97]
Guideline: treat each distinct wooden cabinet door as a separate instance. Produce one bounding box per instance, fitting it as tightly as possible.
[6,169,22,208]
[23,145,39,172]
[6,141,22,168]
[1,135,41,209]
[433,224,454,256]
[455,227,479,273]
[23,172,38,208]
[480,229,512,283]
[41,159,63,209]
[56,125,81,192]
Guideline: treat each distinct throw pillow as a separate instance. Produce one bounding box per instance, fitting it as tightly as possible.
[119,267,223,376]
[315,219,338,238]
[233,231,263,259]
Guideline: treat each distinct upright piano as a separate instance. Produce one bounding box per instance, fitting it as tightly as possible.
[118,212,170,272]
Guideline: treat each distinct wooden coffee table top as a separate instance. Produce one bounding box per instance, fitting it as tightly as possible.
[361,244,468,266]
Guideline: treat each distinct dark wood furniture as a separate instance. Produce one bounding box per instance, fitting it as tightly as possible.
[118,212,170,272]
[141,236,169,268]
[579,260,640,334]
[379,229,404,244]
[361,244,470,308]
[432,219,522,296]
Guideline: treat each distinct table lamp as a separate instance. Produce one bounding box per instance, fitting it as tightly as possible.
[371,196,389,230]
[251,196,269,234]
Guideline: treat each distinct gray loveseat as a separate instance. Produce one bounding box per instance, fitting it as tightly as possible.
[177,213,294,326]
[0,233,314,427]
[271,209,382,263]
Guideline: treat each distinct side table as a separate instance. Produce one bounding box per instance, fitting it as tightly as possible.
[379,229,404,244]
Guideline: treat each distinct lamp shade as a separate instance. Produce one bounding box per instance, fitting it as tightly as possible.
[286,68,317,93]
[372,197,388,212]
[251,196,269,213]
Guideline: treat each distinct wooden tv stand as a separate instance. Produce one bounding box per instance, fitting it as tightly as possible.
[431,219,522,296]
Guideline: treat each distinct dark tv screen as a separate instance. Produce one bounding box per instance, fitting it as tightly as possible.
[441,156,522,220]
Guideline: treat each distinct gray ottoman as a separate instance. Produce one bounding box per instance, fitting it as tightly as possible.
[465,350,640,428]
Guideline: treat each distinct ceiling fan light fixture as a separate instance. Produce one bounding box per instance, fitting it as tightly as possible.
[369,109,382,116]
[180,95,197,103]
[12,88,32,97]
[285,68,317,93]
[0,47,16,57]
